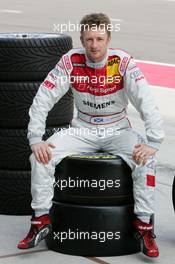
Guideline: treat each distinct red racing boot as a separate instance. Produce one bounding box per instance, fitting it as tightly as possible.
[17,214,52,249]
[133,218,159,258]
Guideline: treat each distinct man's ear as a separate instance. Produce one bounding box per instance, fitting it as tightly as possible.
[107,34,111,44]
[80,35,84,47]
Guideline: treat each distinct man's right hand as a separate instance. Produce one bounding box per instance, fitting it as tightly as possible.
[31,141,56,164]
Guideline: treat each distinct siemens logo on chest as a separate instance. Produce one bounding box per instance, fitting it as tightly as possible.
[82,100,115,109]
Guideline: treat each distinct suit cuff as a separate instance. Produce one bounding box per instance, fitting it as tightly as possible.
[29,137,42,146]
[147,141,161,151]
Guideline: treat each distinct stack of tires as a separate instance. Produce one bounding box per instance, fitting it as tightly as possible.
[46,153,140,256]
[172,176,175,212]
[0,33,73,215]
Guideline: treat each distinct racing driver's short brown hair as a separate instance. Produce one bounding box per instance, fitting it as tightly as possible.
[80,13,111,36]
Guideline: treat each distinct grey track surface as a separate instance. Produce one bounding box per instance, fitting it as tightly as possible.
[0,0,175,263]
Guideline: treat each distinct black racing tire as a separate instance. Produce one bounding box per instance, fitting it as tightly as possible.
[0,126,69,170]
[54,153,133,205]
[0,82,73,128]
[172,176,175,212]
[45,201,140,256]
[0,170,32,215]
[0,33,72,81]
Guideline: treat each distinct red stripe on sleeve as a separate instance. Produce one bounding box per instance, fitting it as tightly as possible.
[147,174,155,187]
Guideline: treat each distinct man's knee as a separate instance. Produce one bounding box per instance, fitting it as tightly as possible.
[145,155,156,171]
[29,153,35,163]
[29,153,41,167]
[120,129,145,154]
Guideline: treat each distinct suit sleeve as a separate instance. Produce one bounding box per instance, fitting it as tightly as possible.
[124,58,165,150]
[27,57,70,146]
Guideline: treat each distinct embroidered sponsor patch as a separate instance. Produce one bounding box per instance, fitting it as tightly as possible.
[49,72,57,80]
[135,76,145,82]
[82,100,115,109]
[107,58,120,67]
[119,57,129,74]
[43,80,55,90]
[130,69,142,79]
[107,56,120,78]
[146,174,155,187]
[64,55,72,70]
[72,62,86,67]
[56,62,64,70]
[130,68,145,82]
[53,67,60,75]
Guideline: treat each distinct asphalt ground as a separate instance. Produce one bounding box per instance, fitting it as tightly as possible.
[0,0,175,263]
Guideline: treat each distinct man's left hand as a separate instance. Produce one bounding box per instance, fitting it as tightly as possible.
[132,143,157,165]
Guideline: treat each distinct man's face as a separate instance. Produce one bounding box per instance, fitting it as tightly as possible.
[80,27,111,63]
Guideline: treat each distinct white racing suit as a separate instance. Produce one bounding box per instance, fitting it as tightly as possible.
[28,48,164,223]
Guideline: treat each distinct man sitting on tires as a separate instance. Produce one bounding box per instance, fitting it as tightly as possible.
[17,13,164,258]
